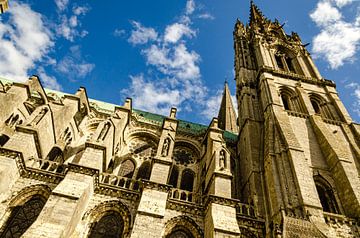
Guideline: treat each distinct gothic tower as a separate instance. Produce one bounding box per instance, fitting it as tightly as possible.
[234,1,360,237]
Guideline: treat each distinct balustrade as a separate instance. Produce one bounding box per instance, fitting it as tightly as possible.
[236,202,256,217]
[169,188,199,204]
[28,157,66,174]
[100,173,141,192]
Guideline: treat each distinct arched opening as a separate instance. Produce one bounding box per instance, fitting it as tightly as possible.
[285,56,295,73]
[166,227,194,238]
[168,165,179,188]
[46,147,64,163]
[0,195,46,238]
[88,211,124,238]
[274,46,303,75]
[0,134,9,147]
[136,161,151,180]
[275,54,285,70]
[281,94,290,110]
[311,99,321,114]
[314,177,340,214]
[309,94,337,120]
[118,159,135,178]
[180,169,194,192]
[279,87,306,113]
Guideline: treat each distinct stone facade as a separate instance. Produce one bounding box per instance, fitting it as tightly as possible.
[0,2,359,238]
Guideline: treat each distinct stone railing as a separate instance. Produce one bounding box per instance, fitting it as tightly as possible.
[99,173,141,192]
[27,157,67,174]
[236,202,257,218]
[323,212,357,225]
[168,188,200,204]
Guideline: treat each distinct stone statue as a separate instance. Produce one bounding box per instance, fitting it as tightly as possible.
[219,150,226,170]
[161,137,171,157]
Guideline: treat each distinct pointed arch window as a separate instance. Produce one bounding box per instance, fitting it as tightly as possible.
[274,47,303,75]
[275,54,285,70]
[118,159,135,178]
[46,147,64,163]
[88,211,124,238]
[168,165,179,188]
[0,196,46,238]
[309,94,339,121]
[279,87,305,113]
[180,169,195,192]
[314,176,340,214]
[311,99,321,114]
[166,227,194,238]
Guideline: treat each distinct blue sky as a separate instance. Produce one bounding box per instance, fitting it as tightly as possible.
[0,0,359,124]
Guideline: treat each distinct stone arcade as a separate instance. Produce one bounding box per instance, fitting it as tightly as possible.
[0,2,359,238]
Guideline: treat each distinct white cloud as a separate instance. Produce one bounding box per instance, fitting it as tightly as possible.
[55,0,69,11]
[186,0,195,15]
[56,5,89,41]
[125,0,223,121]
[202,88,238,120]
[38,67,62,91]
[331,0,354,7]
[56,45,94,79]
[312,21,360,68]
[114,29,126,37]
[128,21,158,45]
[122,75,182,115]
[310,0,360,68]
[0,2,54,82]
[164,23,196,43]
[345,82,360,117]
[310,1,342,26]
[197,13,215,20]
[143,43,200,80]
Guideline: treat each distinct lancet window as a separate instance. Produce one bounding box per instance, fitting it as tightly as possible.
[167,228,194,238]
[118,159,135,178]
[0,196,46,238]
[314,176,340,214]
[309,94,339,121]
[273,47,303,75]
[88,211,124,238]
[180,169,195,192]
[5,113,23,128]
[279,87,305,113]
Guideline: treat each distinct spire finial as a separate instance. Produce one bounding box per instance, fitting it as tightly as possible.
[249,0,266,25]
[217,80,238,134]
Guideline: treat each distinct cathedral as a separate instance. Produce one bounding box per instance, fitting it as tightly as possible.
[0,2,359,238]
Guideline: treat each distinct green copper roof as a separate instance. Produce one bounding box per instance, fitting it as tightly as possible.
[0,77,238,142]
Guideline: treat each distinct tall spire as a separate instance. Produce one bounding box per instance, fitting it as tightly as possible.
[249,1,266,26]
[217,81,238,134]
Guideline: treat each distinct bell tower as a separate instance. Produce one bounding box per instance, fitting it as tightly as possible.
[235,1,360,237]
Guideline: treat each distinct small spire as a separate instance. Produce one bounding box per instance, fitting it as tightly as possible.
[249,0,266,26]
[217,82,239,134]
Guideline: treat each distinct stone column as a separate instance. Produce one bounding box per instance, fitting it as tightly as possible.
[130,108,178,238]
[204,118,240,238]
